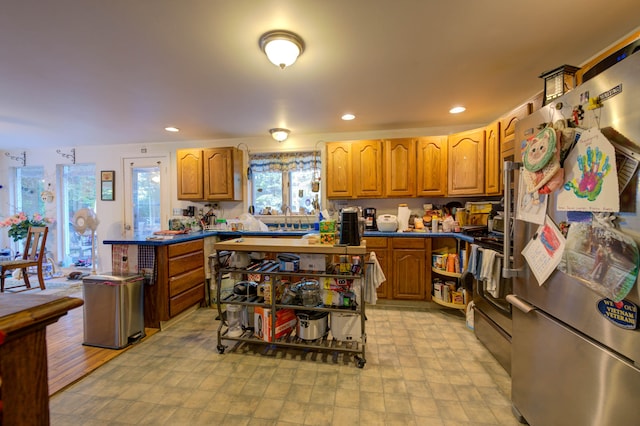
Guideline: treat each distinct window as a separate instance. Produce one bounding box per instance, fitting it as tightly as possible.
[15,166,45,215]
[250,151,321,215]
[131,164,162,235]
[60,164,96,266]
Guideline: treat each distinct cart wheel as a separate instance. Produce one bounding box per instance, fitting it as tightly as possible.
[355,357,366,368]
[217,344,225,354]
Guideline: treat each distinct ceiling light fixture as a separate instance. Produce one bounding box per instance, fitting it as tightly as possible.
[259,30,305,69]
[269,128,290,142]
[341,113,356,121]
[449,106,466,114]
[165,126,180,132]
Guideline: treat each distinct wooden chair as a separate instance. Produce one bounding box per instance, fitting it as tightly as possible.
[0,226,49,292]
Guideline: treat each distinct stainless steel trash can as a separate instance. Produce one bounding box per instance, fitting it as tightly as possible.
[82,273,145,349]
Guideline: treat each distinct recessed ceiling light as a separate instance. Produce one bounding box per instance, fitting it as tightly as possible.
[341,113,355,121]
[165,126,180,132]
[449,106,466,114]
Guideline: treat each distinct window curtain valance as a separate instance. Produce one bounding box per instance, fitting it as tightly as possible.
[249,151,320,172]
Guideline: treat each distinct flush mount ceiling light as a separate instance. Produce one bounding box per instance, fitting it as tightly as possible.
[259,30,305,69]
[449,106,466,114]
[269,128,290,142]
[341,113,356,121]
[165,126,180,132]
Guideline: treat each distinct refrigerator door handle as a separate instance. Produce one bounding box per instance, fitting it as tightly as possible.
[506,294,536,314]
[503,160,524,278]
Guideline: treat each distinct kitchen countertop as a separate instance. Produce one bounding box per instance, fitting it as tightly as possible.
[103,229,474,246]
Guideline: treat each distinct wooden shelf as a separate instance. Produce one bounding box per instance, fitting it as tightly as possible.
[432,297,466,310]
[431,267,461,278]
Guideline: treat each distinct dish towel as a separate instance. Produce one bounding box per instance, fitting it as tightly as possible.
[467,244,482,279]
[480,249,502,298]
[364,251,387,305]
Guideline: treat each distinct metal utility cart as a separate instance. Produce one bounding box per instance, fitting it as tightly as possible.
[214,237,368,368]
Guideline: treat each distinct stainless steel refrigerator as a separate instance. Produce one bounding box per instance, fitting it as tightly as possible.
[506,52,640,425]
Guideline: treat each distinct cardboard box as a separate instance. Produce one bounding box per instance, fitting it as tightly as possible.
[319,220,336,233]
[254,308,297,342]
[433,282,444,300]
[320,232,337,245]
[330,312,361,342]
[298,254,326,272]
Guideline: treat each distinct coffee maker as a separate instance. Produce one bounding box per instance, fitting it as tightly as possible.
[363,207,377,230]
[339,207,361,246]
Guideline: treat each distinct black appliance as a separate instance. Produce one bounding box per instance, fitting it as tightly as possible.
[339,208,361,246]
[363,207,377,230]
[470,231,513,374]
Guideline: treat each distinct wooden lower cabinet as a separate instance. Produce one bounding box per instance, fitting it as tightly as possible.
[365,236,390,299]
[146,239,205,328]
[366,236,438,301]
[391,238,432,300]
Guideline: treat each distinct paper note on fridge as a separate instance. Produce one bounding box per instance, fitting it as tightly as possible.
[522,216,566,286]
[557,128,619,212]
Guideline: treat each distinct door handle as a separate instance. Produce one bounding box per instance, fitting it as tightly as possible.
[506,294,536,314]
[503,161,524,278]
[124,224,131,231]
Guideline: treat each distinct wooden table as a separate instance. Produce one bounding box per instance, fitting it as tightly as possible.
[0,293,83,425]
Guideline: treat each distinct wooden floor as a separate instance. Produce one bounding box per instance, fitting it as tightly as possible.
[46,293,158,395]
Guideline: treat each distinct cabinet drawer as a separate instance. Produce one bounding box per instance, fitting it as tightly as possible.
[169,282,205,317]
[365,237,388,249]
[168,251,204,277]
[169,267,204,297]
[168,240,204,257]
[392,238,426,249]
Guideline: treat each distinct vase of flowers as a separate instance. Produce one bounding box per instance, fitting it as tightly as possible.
[0,212,55,242]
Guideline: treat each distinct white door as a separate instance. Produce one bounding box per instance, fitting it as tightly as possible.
[123,156,169,238]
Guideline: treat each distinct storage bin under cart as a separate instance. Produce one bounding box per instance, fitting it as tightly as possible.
[213,237,369,368]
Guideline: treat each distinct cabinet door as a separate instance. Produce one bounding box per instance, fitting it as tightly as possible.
[326,142,353,198]
[500,103,532,191]
[367,237,390,299]
[392,249,426,300]
[447,128,486,195]
[204,147,242,200]
[177,149,203,200]
[416,136,447,196]
[353,140,384,197]
[384,138,416,197]
[391,238,426,300]
[485,121,501,195]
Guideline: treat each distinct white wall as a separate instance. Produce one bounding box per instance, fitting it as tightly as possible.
[0,122,482,273]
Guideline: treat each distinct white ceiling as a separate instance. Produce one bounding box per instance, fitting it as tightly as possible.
[1,1,638,150]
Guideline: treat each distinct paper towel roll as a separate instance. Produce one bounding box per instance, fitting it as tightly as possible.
[397,204,410,231]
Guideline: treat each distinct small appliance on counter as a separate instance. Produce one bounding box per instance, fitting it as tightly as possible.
[363,207,377,230]
[339,207,362,246]
[376,214,398,232]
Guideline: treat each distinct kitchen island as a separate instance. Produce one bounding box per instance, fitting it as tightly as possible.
[104,229,474,328]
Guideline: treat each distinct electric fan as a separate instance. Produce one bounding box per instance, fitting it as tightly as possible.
[71,208,100,275]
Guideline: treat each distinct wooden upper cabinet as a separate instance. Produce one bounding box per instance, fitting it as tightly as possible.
[447,128,486,196]
[500,103,532,159]
[384,138,416,197]
[485,121,501,195]
[500,102,532,191]
[353,140,384,198]
[326,142,353,198]
[203,147,243,201]
[416,136,447,196]
[177,149,204,200]
[177,147,243,201]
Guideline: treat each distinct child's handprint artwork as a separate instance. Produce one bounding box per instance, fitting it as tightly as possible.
[557,128,619,212]
[563,146,611,201]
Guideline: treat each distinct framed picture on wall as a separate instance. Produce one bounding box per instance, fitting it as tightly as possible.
[101,170,115,201]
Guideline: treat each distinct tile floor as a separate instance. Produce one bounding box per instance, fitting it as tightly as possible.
[50,303,520,425]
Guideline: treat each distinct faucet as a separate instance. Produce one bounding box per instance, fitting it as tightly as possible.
[282,204,292,230]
